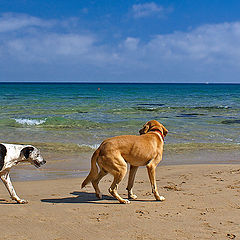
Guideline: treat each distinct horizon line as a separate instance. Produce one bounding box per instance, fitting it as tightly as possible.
[0,81,240,84]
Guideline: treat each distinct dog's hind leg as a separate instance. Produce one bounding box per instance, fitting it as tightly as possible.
[126,165,138,200]
[108,163,129,204]
[1,171,27,204]
[92,168,108,199]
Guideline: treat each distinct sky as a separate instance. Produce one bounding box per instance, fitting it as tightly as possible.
[1,0,240,83]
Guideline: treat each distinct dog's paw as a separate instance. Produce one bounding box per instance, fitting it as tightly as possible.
[17,199,28,204]
[120,199,131,204]
[96,193,103,199]
[128,194,138,200]
[156,196,165,201]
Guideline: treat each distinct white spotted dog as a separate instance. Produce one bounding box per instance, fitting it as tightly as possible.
[0,143,46,204]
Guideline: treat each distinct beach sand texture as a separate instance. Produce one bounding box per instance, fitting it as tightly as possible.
[1,164,240,240]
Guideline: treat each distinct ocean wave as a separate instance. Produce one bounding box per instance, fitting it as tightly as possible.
[17,142,97,153]
[130,105,234,113]
[40,142,99,153]
[190,105,231,110]
[42,117,101,129]
[165,143,240,153]
[9,117,100,129]
[221,119,240,124]
[134,107,160,112]
[176,113,206,118]
[14,118,46,126]
[1,117,141,131]
[78,144,100,150]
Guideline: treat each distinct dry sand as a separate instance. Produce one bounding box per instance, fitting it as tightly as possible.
[1,164,240,240]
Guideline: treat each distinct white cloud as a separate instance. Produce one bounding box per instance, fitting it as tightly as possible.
[144,22,240,65]
[0,13,52,32]
[5,34,96,63]
[114,22,240,82]
[1,13,240,82]
[132,2,165,18]
[123,37,140,50]
[0,13,103,64]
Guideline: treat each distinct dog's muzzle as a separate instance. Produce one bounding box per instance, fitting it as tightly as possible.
[139,129,145,135]
[33,159,46,168]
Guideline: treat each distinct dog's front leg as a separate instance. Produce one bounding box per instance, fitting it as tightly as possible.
[0,171,27,204]
[146,163,165,201]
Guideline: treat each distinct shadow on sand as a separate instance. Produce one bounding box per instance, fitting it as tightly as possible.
[41,191,158,204]
[41,191,118,204]
[0,199,20,205]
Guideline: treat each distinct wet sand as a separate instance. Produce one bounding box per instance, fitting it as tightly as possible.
[9,141,240,182]
[1,164,240,240]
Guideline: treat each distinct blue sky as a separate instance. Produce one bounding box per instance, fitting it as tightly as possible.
[1,0,240,83]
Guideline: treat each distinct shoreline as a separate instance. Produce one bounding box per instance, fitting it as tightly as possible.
[1,164,239,239]
[11,159,240,182]
[8,142,240,182]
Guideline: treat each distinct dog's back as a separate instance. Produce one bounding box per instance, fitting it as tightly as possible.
[98,134,163,166]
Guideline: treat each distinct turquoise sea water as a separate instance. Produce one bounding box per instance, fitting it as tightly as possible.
[0,83,240,180]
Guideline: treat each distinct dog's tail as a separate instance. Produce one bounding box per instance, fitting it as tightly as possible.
[81,149,99,188]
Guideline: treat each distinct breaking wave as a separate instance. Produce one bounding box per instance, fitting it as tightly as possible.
[14,118,46,126]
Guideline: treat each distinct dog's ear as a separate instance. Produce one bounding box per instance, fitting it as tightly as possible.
[139,123,150,135]
[162,125,168,137]
[0,144,7,171]
[20,147,34,160]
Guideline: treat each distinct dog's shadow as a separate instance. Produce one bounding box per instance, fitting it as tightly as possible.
[0,199,18,205]
[41,191,158,204]
[41,191,117,204]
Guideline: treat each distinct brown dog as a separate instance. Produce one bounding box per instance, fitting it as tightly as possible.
[82,120,168,204]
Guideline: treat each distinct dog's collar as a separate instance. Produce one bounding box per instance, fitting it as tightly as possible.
[149,128,164,141]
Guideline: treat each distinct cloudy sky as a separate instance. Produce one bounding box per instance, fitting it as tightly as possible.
[1,0,240,83]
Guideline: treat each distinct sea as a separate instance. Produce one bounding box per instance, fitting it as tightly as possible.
[0,83,240,181]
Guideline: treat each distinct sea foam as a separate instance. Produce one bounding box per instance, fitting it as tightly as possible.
[78,144,100,150]
[14,118,46,126]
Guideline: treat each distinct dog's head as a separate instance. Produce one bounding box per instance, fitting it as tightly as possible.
[139,120,168,137]
[20,146,46,168]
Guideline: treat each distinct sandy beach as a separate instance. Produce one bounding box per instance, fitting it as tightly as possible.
[1,164,240,240]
